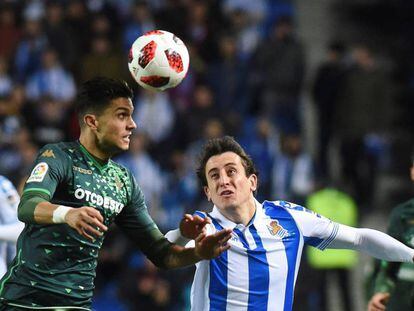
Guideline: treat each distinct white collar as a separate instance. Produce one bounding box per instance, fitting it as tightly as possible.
[209,198,263,230]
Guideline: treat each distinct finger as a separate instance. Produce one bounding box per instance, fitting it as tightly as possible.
[82,214,108,232]
[213,229,232,240]
[85,207,104,223]
[218,234,232,245]
[203,216,212,224]
[81,228,95,241]
[195,232,206,243]
[83,223,104,237]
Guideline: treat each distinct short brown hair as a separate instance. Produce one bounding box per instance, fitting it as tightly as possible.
[196,136,258,187]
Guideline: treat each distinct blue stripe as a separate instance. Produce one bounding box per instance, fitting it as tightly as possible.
[304,236,323,247]
[194,211,206,219]
[318,223,339,250]
[209,217,228,311]
[248,225,270,311]
[264,201,300,311]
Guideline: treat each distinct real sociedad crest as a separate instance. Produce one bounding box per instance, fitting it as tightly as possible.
[266,220,289,238]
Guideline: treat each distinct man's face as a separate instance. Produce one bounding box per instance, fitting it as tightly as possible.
[94,97,136,155]
[204,152,257,211]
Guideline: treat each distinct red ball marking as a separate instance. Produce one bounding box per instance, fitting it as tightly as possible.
[138,41,157,69]
[165,49,183,73]
[144,30,164,36]
[128,48,133,63]
[140,76,170,88]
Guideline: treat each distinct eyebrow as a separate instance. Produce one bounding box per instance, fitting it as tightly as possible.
[115,107,133,113]
[207,162,237,175]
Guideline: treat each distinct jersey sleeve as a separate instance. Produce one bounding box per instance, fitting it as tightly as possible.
[286,202,339,250]
[22,144,69,199]
[0,176,20,223]
[115,173,171,268]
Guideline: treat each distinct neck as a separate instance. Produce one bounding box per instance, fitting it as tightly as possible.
[220,196,256,226]
[79,132,110,161]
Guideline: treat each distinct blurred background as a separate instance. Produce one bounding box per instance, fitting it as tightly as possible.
[1,0,414,310]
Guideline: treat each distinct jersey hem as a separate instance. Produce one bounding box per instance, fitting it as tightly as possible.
[6,302,91,310]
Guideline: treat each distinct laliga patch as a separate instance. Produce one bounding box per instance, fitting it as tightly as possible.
[27,162,49,183]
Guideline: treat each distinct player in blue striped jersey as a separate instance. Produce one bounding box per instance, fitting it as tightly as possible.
[0,176,23,277]
[166,136,414,311]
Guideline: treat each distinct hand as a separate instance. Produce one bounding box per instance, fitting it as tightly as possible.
[367,292,390,311]
[65,206,108,241]
[194,228,232,260]
[180,214,212,239]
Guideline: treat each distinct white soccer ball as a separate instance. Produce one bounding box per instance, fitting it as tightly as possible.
[128,30,190,91]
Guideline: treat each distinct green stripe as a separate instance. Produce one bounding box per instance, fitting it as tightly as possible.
[6,302,90,310]
[0,249,22,295]
[78,144,107,170]
[23,188,51,197]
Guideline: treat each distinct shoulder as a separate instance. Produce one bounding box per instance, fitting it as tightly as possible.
[263,200,303,213]
[38,141,76,159]
[391,198,414,218]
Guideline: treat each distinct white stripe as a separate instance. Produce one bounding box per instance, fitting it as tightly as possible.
[191,260,210,311]
[260,222,288,311]
[226,244,249,310]
[244,228,257,249]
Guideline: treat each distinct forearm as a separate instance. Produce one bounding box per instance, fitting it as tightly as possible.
[329,224,414,262]
[18,193,70,224]
[163,244,202,269]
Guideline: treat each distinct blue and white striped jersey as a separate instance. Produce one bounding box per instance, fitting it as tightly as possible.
[0,176,20,276]
[190,199,339,311]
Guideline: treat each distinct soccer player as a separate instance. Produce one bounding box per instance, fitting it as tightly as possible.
[367,158,414,311]
[166,136,414,311]
[0,77,232,310]
[0,176,24,276]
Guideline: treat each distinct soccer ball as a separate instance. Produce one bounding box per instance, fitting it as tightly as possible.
[128,30,190,91]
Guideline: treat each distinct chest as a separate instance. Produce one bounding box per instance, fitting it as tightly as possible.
[66,157,130,219]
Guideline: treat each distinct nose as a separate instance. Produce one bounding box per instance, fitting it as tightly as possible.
[128,117,137,130]
[218,172,230,186]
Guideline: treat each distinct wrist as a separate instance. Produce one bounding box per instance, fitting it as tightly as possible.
[52,205,71,223]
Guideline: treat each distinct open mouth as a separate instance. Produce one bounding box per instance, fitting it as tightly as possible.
[220,190,234,197]
[122,134,132,143]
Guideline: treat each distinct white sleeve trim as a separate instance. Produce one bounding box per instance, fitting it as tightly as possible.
[329,224,414,262]
[164,229,191,246]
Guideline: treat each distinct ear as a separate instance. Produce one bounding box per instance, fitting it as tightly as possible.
[84,114,98,131]
[204,186,211,202]
[249,174,258,192]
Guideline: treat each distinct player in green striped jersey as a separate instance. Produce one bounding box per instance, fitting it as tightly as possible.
[0,77,231,310]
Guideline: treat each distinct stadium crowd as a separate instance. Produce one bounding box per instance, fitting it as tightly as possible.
[1,0,414,310]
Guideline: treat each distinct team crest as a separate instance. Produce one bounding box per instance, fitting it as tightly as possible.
[266,220,289,238]
[27,162,49,183]
[114,175,124,191]
[41,149,55,158]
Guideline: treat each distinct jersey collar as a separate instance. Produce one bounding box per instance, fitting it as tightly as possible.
[78,142,110,171]
[209,198,263,230]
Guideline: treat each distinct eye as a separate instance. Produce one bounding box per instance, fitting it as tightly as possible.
[118,113,128,120]
[210,173,219,180]
[228,168,236,175]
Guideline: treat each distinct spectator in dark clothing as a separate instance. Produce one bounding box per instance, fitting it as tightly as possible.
[312,41,348,178]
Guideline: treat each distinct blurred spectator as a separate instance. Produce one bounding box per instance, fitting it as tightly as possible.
[25,48,76,102]
[161,150,198,228]
[81,35,126,82]
[312,41,348,178]
[333,44,395,210]
[44,1,76,71]
[207,34,249,114]
[271,131,315,204]
[0,56,12,97]
[0,5,20,60]
[252,15,305,133]
[122,1,156,52]
[306,182,359,311]
[24,95,69,147]
[116,132,165,218]
[240,117,279,200]
[14,17,48,83]
[133,90,175,144]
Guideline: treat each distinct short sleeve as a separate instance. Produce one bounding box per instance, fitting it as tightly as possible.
[22,144,68,199]
[0,176,20,224]
[287,203,339,250]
